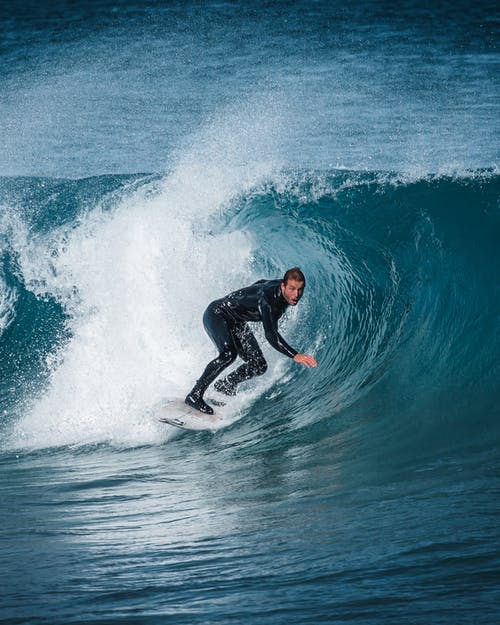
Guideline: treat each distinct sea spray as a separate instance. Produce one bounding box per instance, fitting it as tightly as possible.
[6,100,289,449]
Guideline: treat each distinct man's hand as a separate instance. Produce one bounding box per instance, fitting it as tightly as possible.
[293,353,317,368]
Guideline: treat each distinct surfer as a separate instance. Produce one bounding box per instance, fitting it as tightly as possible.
[185,267,317,414]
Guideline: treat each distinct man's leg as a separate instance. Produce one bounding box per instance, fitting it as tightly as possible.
[214,324,267,396]
[185,304,238,414]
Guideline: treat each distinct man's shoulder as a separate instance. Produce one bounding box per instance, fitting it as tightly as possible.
[252,279,280,299]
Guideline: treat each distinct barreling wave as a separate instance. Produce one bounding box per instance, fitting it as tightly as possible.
[0,168,498,464]
[234,169,500,470]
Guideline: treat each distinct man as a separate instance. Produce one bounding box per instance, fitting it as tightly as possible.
[185,267,317,414]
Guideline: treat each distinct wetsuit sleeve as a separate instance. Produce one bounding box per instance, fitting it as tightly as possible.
[259,298,298,358]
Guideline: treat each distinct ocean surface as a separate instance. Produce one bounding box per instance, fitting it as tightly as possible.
[1,1,499,623]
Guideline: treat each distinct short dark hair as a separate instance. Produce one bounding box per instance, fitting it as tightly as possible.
[283,267,306,286]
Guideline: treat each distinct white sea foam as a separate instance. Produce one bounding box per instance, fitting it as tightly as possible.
[11,103,285,449]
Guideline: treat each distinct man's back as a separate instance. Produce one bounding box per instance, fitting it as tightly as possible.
[218,279,287,324]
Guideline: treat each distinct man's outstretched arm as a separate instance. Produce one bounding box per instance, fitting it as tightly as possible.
[259,299,298,358]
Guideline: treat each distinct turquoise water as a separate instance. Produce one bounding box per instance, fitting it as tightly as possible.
[1,2,499,623]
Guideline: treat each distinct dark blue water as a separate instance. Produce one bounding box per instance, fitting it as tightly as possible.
[1,2,499,624]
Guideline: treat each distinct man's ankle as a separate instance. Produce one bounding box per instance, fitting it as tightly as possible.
[185,394,214,415]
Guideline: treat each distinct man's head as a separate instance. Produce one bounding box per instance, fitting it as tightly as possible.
[281,267,305,306]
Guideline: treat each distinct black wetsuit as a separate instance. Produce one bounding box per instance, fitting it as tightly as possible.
[186,279,298,411]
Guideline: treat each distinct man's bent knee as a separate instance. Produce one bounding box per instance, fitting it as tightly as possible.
[218,346,238,367]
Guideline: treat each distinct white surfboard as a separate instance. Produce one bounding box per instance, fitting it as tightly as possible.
[157,398,224,431]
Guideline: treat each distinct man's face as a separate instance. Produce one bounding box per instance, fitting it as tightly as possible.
[281,279,304,306]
